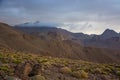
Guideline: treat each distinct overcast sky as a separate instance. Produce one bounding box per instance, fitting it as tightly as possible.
[0,0,120,34]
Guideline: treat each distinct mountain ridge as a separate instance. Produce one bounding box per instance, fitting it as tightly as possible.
[15,25,120,50]
[0,22,120,64]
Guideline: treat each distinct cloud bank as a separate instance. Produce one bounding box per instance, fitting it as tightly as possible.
[0,0,120,34]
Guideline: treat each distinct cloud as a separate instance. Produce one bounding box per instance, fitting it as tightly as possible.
[0,0,120,34]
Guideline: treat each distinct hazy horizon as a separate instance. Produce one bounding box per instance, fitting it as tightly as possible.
[0,0,120,34]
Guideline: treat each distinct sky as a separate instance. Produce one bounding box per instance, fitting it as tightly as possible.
[0,0,120,34]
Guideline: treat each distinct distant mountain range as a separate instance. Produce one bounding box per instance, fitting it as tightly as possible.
[15,22,120,50]
[0,22,120,64]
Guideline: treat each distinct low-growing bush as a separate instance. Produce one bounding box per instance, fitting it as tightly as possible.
[13,59,22,64]
[116,71,120,76]
[31,75,45,80]
[72,70,88,79]
[0,66,9,72]
[92,68,108,75]
[60,67,72,74]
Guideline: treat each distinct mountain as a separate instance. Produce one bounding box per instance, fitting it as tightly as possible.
[0,22,120,80]
[14,24,120,63]
[15,27,74,40]
[15,22,120,50]
[0,22,120,64]
[0,22,45,53]
[84,29,120,49]
[100,29,120,39]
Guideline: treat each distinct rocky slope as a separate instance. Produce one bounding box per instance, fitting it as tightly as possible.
[0,48,120,80]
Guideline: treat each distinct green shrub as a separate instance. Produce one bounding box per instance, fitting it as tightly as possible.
[116,71,120,76]
[0,66,9,72]
[93,68,109,75]
[60,67,72,74]
[40,59,48,63]
[31,75,45,80]
[0,58,9,63]
[72,70,88,79]
[13,59,22,64]
[0,54,2,59]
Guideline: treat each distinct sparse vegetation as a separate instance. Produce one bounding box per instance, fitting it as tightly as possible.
[0,48,119,80]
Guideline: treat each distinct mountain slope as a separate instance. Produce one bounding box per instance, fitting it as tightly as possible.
[16,24,120,50]
[0,22,120,64]
[14,25,120,64]
[0,22,45,53]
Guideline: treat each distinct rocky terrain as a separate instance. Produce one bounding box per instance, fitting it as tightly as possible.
[0,48,120,80]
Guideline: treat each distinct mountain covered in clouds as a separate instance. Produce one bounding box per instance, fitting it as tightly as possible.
[16,21,62,27]
[15,22,120,50]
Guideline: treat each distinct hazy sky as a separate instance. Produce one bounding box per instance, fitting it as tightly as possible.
[0,0,120,34]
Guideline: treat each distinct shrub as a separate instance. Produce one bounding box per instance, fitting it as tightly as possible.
[104,67,112,73]
[0,66,9,72]
[93,68,103,74]
[60,67,72,74]
[116,71,120,76]
[92,68,108,75]
[80,70,88,78]
[72,70,88,79]
[0,54,2,59]
[13,59,22,64]
[40,59,48,63]
[31,75,45,80]
[0,57,10,63]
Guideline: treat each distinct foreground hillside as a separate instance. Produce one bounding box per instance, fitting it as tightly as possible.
[0,22,120,64]
[0,48,120,80]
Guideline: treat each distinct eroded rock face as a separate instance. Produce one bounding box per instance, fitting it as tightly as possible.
[15,62,33,80]
[14,62,44,80]
[28,64,43,77]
